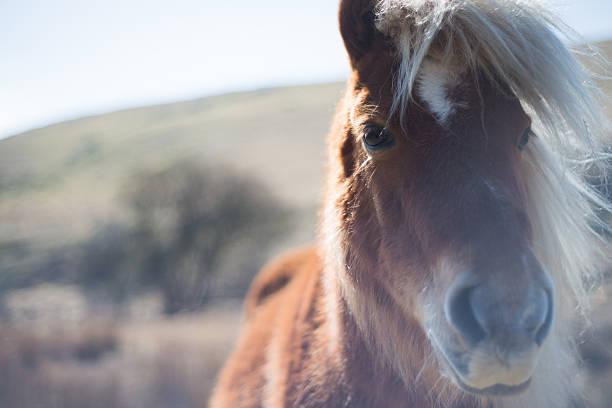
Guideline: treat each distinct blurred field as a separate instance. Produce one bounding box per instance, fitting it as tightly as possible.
[1,41,611,407]
[0,293,241,407]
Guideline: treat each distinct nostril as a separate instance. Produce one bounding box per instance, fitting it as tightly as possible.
[446,286,487,346]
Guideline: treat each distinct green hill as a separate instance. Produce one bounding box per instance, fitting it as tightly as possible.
[0,83,345,251]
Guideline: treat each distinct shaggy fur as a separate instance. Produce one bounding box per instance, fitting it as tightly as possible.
[210,1,610,407]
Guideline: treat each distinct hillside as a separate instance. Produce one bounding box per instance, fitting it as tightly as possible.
[0,82,345,251]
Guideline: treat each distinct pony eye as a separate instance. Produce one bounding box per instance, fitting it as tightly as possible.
[518,127,531,151]
[363,125,393,150]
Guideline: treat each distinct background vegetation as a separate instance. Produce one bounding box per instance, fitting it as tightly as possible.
[0,41,611,407]
[0,82,341,407]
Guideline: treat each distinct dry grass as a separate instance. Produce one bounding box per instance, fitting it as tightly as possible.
[0,320,120,407]
[1,286,612,407]
[2,291,612,407]
[0,303,241,408]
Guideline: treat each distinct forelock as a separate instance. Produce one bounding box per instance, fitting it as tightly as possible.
[374,0,608,153]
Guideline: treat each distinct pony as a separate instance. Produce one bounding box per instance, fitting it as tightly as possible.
[210,0,611,406]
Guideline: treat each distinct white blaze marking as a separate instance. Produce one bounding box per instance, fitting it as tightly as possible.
[417,60,461,123]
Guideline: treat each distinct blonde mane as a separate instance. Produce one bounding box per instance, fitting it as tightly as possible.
[375,0,611,313]
[372,1,611,405]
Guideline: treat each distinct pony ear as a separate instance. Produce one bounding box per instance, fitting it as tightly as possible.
[338,0,378,67]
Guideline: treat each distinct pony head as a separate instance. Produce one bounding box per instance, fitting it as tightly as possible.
[324,0,610,403]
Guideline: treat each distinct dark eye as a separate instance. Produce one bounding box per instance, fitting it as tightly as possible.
[363,124,394,151]
[518,127,531,151]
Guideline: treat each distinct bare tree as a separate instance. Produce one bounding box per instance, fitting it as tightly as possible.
[123,160,290,313]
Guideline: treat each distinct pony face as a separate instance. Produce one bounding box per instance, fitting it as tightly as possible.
[339,56,554,396]
[329,0,569,397]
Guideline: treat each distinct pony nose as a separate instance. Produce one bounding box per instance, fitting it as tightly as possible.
[445,277,553,349]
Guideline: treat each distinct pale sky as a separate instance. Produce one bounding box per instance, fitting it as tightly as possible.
[1,0,611,139]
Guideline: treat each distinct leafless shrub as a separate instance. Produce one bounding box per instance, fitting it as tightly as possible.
[79,159,292,313]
